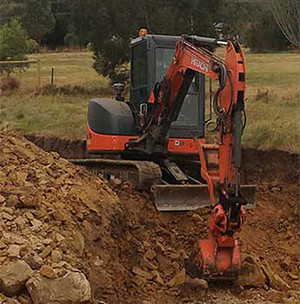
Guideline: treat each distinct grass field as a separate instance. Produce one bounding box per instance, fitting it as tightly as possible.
[17,51,109,89]
[0,50,299,152]
[244,52,299,152]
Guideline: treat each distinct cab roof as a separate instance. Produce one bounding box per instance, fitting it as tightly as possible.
[131,34,181,47]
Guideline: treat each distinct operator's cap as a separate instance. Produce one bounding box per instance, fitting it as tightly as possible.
[139,28,148,36]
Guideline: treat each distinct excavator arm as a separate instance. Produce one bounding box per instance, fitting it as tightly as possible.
[127,35,250,280]
[128,35,246,197]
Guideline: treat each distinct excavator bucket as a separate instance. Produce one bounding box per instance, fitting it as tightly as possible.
[153,184,256,212]
[186,234,242,281]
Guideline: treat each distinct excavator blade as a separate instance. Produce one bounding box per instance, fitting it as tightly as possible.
[153,184,211,211]
[153,184,257,211]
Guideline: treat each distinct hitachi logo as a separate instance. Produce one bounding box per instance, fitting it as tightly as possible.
[191,57,209,72]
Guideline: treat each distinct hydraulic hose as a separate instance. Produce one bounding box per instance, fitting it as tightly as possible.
[212,63,227,123]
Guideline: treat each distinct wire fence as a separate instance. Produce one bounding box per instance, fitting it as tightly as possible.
[0,59,41,86]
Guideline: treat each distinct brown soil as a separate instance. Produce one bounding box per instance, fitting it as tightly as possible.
[1,133,299,304]
[93,172,299,303]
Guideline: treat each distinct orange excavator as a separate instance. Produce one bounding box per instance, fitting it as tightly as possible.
[73,30,256,280]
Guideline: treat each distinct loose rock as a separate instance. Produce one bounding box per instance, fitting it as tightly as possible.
[237,255,266,288]
[40,265,56,279]
[167,268,186,287]
[266,289,286,303]
[0,260,33,296]
[187,277,208,290]
[132,266,154,280]
[51,250,62,263]
[55,233,65,243]
[40,246,52,259]
[261,261,291,291]
[7,245,21,258]
[26,271,91,304]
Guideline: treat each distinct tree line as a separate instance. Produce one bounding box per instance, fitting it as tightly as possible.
[0,0,298,81]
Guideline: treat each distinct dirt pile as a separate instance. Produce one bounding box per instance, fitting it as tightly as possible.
[0,132,299,304]
[0,132,121,303]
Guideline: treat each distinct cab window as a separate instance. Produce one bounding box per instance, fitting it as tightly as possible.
[155,48,200,127]
[131,41,148,87]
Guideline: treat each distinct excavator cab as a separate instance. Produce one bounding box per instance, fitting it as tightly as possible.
[87,34,206,154]
[130,34,205,139]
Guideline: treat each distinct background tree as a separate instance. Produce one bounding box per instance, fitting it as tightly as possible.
[217,0,251,39]
[0,18,30,76]
[244,3,288,52]
[0,0,10,23]
[0,18,29,61]
[22,0,55,43]
[69,0,142,82]
[43,0,71,48]
[217,0,288,52]
[1,0,295,81]
[0,0,25,24]
[69,0,221,82]
[268,0,299,47]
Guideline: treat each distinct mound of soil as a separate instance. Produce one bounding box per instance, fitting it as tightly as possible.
[0,132,121,303]
[0,132,299,304]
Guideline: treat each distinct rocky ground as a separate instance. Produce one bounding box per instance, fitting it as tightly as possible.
[0,132,298,304]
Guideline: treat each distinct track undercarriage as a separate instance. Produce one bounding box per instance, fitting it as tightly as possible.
[70,151,256,212]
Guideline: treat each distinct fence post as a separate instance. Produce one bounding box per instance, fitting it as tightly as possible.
[51,67,54,86]
[37,58,41,87]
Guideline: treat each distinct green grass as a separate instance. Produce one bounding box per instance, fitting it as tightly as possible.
[16,51,109,90]
[243,52,299,152]
[0,51,110,139]
[0,95,89,139]
[0,50,299,152]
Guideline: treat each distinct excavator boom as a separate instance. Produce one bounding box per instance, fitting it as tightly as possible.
[127,35,249,206]
[127,35,256,280]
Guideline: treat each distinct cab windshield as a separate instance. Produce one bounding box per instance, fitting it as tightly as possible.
[155,48,199,127]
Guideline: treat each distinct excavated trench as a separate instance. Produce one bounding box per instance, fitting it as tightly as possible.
[20,135,300,303]
[24,134,299,184]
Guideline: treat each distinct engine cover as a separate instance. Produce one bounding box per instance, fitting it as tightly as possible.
[88,98,137,136]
